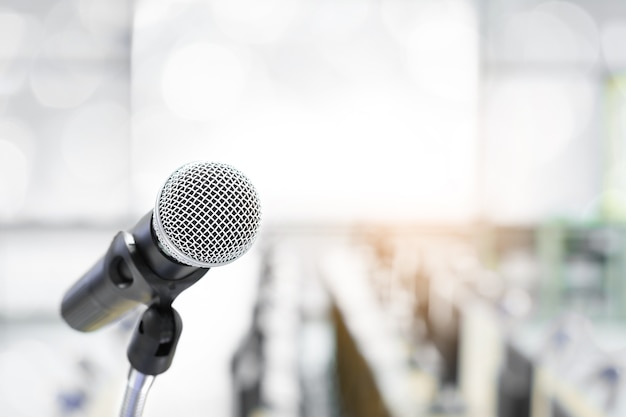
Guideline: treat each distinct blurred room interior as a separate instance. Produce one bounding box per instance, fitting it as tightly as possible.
[1,0,626,416]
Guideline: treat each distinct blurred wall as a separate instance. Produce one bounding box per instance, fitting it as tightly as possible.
[3,0,624,228]
[478,0,626,224]
[130,0,480,225]
[0,0,132,225]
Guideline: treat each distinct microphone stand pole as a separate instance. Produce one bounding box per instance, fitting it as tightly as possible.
[120,369,154,417]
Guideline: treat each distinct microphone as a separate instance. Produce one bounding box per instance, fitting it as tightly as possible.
[61,161,262,332]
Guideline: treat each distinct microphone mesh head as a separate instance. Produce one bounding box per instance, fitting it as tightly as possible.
[152,161,262,267]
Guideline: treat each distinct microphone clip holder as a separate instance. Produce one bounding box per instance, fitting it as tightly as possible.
[112,230,208,417]
[110,229,206,374]
[120,305,182,417]
[127,304,183,376]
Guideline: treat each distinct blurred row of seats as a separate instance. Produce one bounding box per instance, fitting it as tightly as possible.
[231,221,626,417]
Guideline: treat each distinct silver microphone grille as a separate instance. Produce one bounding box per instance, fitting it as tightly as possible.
[152,161,262,268]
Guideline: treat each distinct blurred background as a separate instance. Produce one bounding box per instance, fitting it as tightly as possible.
[1,0,626,416]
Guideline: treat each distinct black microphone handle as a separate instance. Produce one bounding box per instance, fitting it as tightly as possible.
[61,214,208,332]
[61,231,153,331]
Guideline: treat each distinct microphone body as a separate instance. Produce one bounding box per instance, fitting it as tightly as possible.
[60,161,262,333]
[61,213,207,332]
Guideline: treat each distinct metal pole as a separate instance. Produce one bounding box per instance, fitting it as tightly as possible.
[119,368,156,417]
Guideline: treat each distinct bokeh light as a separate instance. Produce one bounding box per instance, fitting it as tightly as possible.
[61,102,129,184]
[405,0,478,103]
[0,142,29,221]
[42,27,108,62]
[0,10,27,62]
[29,62,102,109]
[0,119,33,221]
[133,0,195,29]
[489,1,600,68]
[486,76,595,166]
[308,0,372,41]
[601,19,626,74]
[30,16,106,109]
[380,0,429,45]
[534,1,600,64]
[161,42,247,121]
[77,0,130,40]
[0,10,42,95]
[210,0,302,44]
[482,72,598,223]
